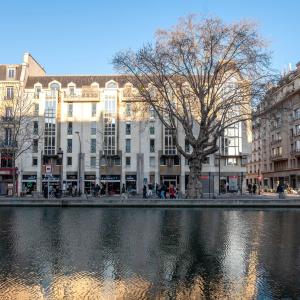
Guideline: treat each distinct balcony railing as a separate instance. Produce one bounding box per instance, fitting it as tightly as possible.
[0,140,18,149]
[64,92,99,101]
[1,116,14,123]
[270,138,282,145]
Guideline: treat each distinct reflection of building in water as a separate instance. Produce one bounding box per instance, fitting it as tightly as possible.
[1,208,300,298]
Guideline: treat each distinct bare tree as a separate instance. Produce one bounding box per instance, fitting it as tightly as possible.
[0,87,42,196]
[113,16,275,198]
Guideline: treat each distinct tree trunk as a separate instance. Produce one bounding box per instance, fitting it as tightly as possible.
[186,157,203,199]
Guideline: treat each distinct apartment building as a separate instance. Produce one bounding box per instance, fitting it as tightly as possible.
[247,62,300,191]
[1,54,250,196]
[0,53,45,195]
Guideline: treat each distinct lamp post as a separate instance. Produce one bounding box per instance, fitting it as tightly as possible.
[218,136,221,195]
[57,148,63,194]
[75,131,82,196]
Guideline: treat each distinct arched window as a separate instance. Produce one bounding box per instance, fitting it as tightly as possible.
[106,81,117,89]
[50,83,60,96]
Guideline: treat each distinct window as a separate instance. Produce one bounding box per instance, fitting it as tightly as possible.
[67,157,72,166]
[33,121,38,135]
[149,106,155,119]
[34,103,39,116]
[225,158,237,166]
[50,83,60,97]
[126,139,131,153]
[90,156,96,167]
[150,139,155,153]
[91,121,96,135]
[149,123,155,135]
[44,99,56,155]
[8,68,15,79]
[32,139,38,153]
[68,103,73,117]
[90,138,96,153]
[69,86,75,96]
[67,122,73,135]
[67,139,72,153]
[6,87,14,99]
[126,123,131,135]
[5,107,12,118]
[35,86,41,98]
[185,139,190,153]
[149,157,155,167]
[126,156,131,166]
[32,157,38,166]
[92,103,97,117]
[203,156,210,164]
[125,103,131,116]
[164,128,176,155]
[294,108,300,120]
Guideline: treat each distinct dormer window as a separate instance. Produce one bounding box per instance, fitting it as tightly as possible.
[69,86,75,96]
[35,85,41,98]
[7,68,15,79]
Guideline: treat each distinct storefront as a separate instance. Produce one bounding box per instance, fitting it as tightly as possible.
[65,174,78,195]
[22,174,37,195]
[84,174,96,194]
[100,175,121,195]
[42,174,61,193]
[185,174,215,194]
[0,168,16,195]
[161,175,180,188]
[125,174,136,192]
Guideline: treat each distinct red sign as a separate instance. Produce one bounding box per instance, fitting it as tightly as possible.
[258,176,262,180]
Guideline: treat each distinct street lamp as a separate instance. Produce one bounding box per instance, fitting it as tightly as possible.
[57,147,63,193]
[75,131,82,195]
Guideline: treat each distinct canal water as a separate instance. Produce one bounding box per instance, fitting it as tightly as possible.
[0,208,299,299]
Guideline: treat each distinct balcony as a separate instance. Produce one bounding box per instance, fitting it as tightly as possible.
[4,96,14,100]
[0,140,18,149]
[1,116,14,123]
[291,149,300,157]
[270,138,282,145]
[270,153,285,161]
[63,91,99,102]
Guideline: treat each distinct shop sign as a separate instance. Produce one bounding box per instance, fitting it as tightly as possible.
[85,175,96,180]
[22,175,37,181]
[67,174,77,180]
[100,175,120,181]
[42,174,60,181]
[125,175,136,181]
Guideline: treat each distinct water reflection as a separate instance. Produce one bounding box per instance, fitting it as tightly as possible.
[0,208,299,299]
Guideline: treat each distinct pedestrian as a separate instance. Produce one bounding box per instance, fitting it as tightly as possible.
[253,184,257,194]
[143,185,147,199]
[95,184,100,197]
[148,183,153,198]
[169,185,176,199]
[248,183,252,195]
[121,183,127,199]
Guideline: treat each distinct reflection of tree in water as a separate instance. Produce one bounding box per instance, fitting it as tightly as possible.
[0,208,300,298]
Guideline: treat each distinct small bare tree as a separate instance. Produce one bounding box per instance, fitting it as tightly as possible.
[113,16,275,198]
[0,87,41,196]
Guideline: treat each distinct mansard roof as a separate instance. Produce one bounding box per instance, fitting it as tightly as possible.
[0,65,22,81]
[25,75,129,88]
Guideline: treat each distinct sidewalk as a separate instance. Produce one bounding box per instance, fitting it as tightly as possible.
[1,194,300,207]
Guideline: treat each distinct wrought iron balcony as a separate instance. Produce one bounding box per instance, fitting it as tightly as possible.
[0,140,18,149]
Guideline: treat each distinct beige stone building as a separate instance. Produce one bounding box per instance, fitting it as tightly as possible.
[1,54,251,196]
[247,62,300,191]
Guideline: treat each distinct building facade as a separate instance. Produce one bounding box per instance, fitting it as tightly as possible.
[1,54,250,196]
[247,62,300,191]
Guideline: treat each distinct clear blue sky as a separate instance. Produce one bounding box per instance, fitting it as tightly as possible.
[1,0,299,74]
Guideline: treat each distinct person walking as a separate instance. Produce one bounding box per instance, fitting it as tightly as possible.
[121,183,127,199]
[248,183,252,195]
[143,185,147,199]
[253,183,257,195]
